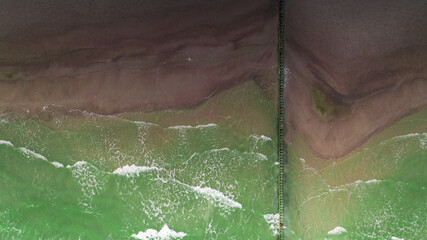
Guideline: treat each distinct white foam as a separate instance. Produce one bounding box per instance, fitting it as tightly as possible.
[69,109,104,118]
[256,153,268,161]
[19,147,48,160]
[353,179,381,185]
[421,136,427,148]
[113,164,161,177]
[153,176,242,211]
[365,179,381,184]
[0,140,13,146]
[260,135,272,141]
[66,161,89,168]
[394,133,421,139]
[9,227,22,234]
[390,132,427,142]
[195,123,217,128]
[381,132,427,148]
[132,121,159,127]
[327,226,347,235]
[42,104,65,110]
[4,143,65,168]
[51,161,64,168]
[167,125,192,129]
[168,123,217,129]
[264,213,281,235]
[210,148,229,152]
[250,134,273,142]
[391,237,404,240]
[191,186,242,209]
[131,224,187,240]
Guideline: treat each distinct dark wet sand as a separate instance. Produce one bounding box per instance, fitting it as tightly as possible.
[285,0,427,159]
[0,0,278,114]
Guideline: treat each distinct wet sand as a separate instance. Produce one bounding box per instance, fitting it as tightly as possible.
[285,0,427,159]
[0,0,277,114]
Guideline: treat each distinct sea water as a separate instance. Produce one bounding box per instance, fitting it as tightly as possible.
[0,108,279,239]
[285,130,427,239]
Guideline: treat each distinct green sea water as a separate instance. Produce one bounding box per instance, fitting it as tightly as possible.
[0,107,279,239]
[285,126,427,239]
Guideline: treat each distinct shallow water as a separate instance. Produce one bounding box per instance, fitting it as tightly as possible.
[285,131,427,239]
[0,108,279,239]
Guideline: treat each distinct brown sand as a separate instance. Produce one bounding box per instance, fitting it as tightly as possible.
[285,0,427,159]
[0,0,278,114]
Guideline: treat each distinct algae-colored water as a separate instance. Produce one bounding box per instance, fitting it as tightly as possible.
[0,106,279,239]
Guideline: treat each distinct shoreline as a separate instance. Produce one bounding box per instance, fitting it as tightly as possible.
[287,107,427,171]
[0,80,278,139]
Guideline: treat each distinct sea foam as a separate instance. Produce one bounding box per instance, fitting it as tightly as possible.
[210,147,229,152]
[131,224,187,240]
[264,213,281,235]
[2,143,64,168]
[250,134,273,142]
[51,161,64,168]
[191,186,242,209]
[364,179,380,184]
[259,135,272,141]
[393,133,421,139]
[168,123,217,129]
[327,226,347,235]
[66,161,89,168]
[167,125,192,129]
[0,140,13,146]
[113,164,162,177]
[195,123,217,128]
[19,147,48,161]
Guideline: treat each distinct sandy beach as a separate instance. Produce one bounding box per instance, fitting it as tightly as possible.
[0,0,278,115]
[285,0,427,159]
